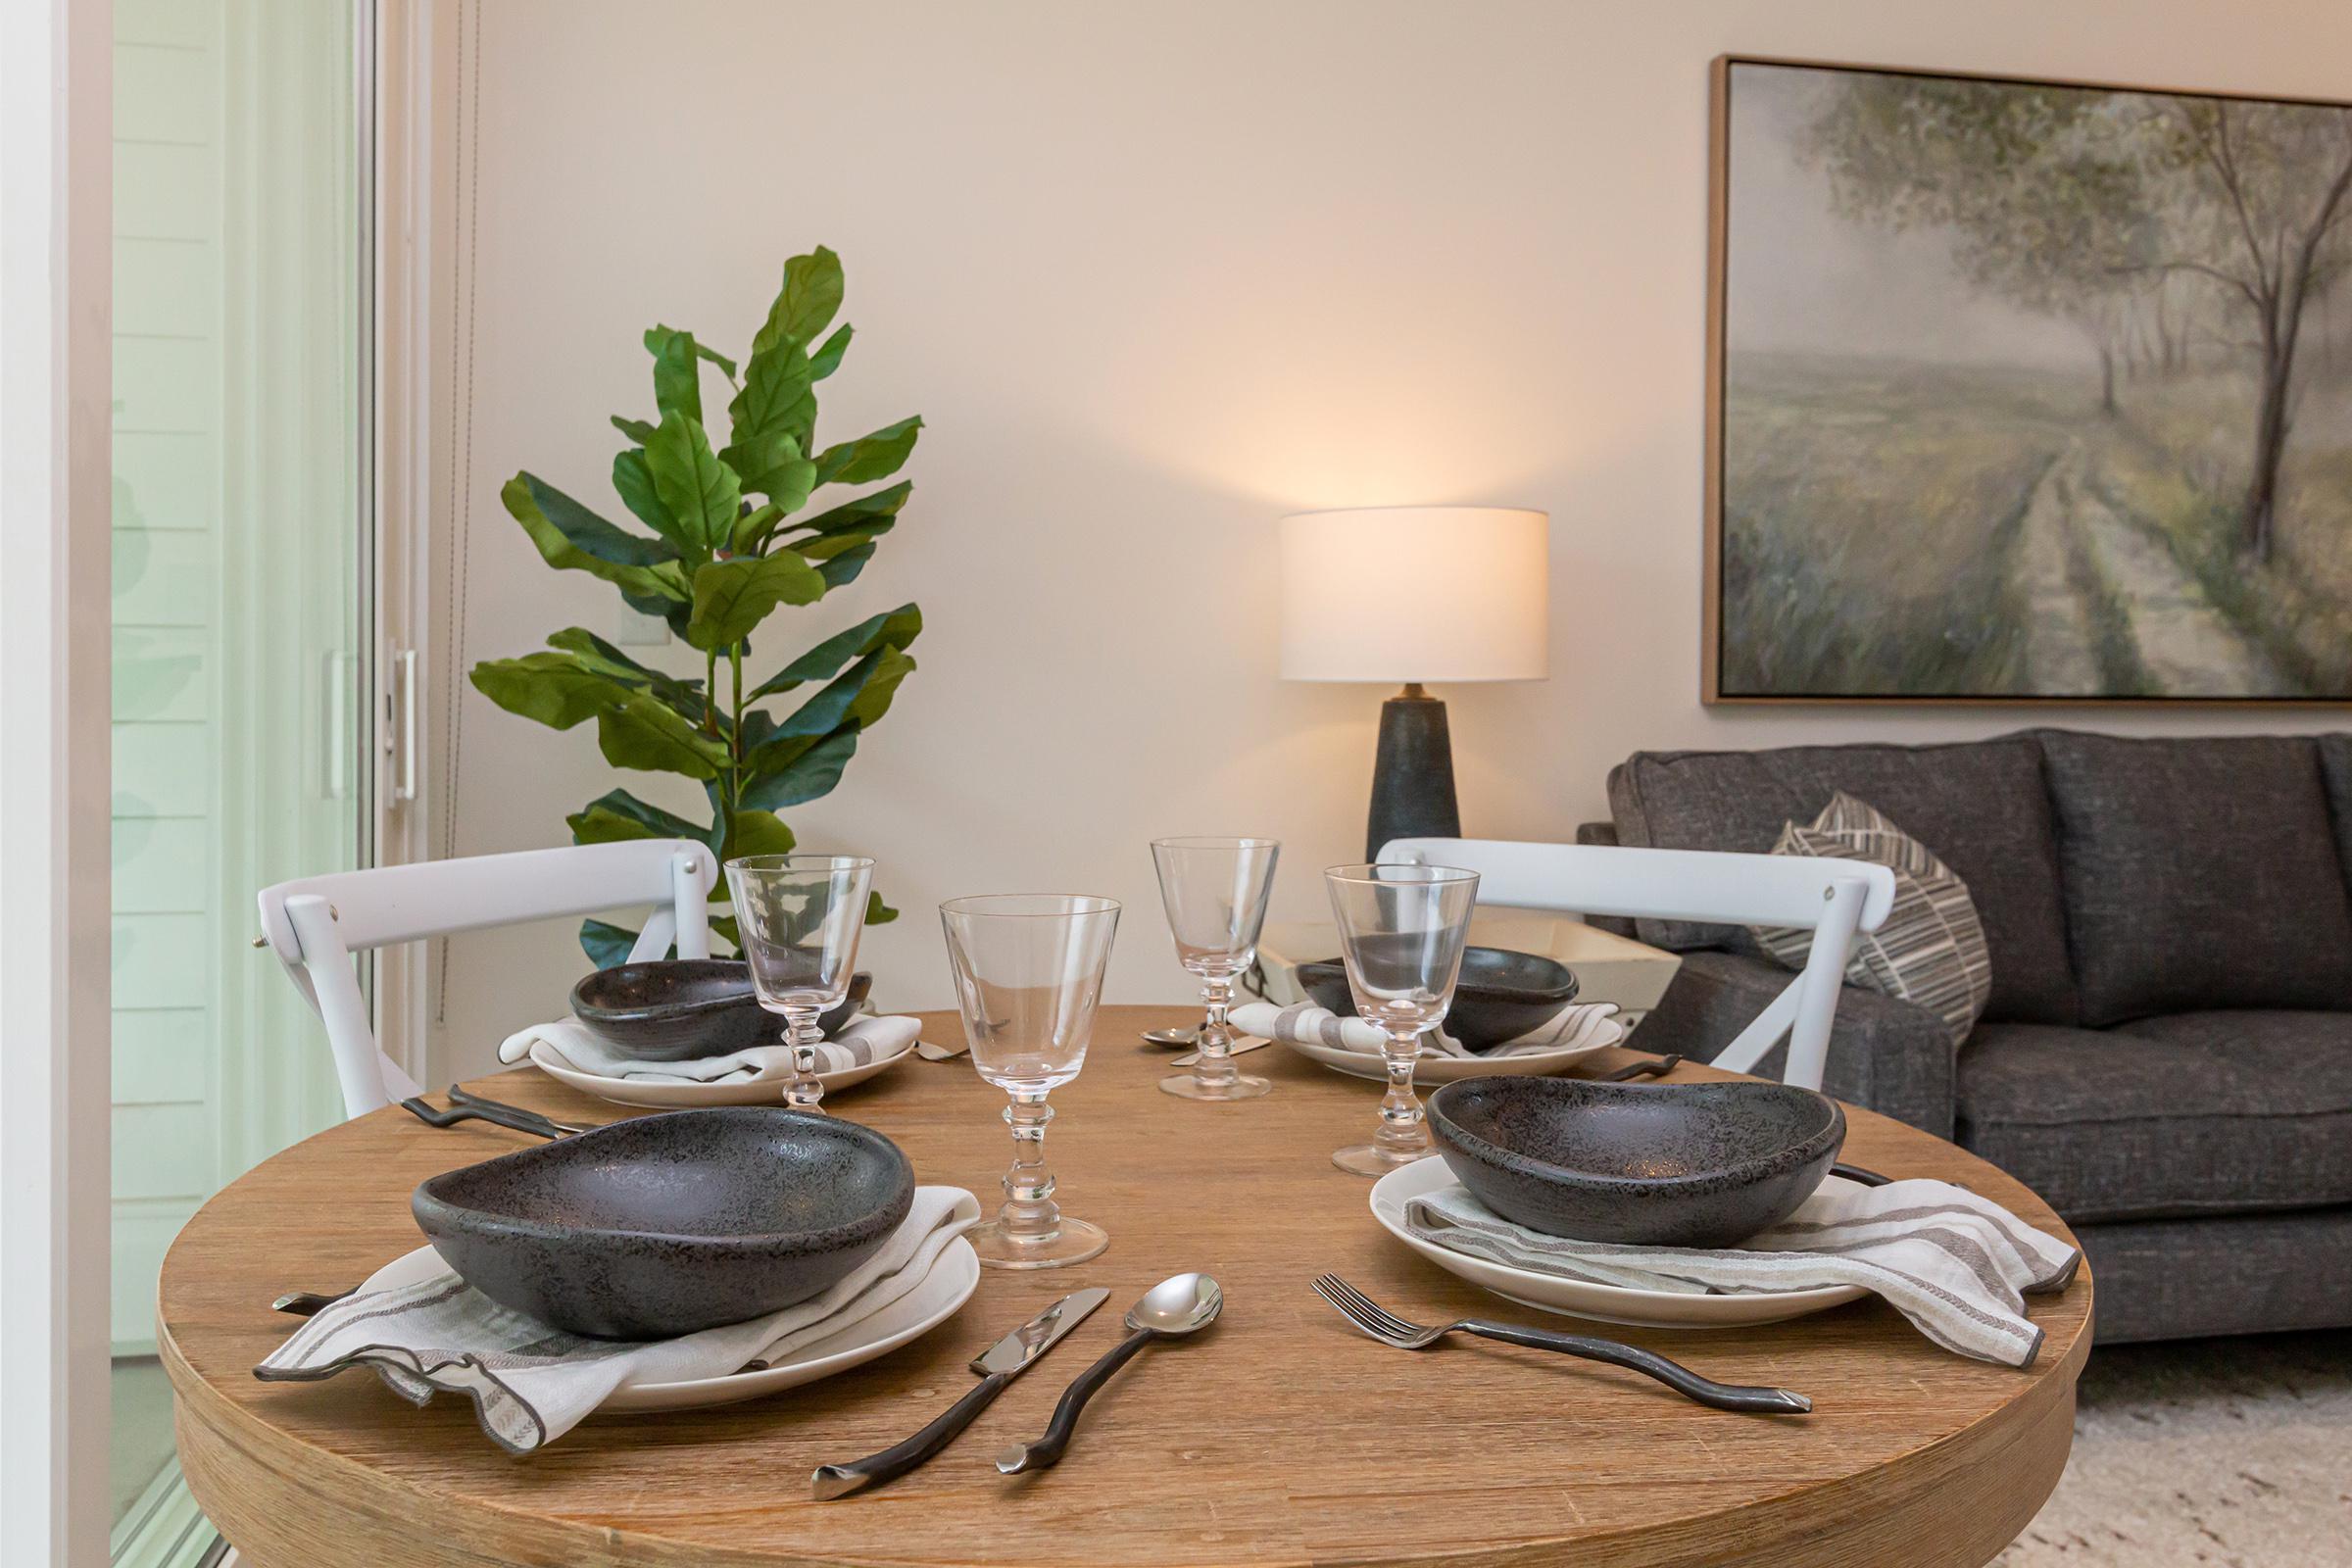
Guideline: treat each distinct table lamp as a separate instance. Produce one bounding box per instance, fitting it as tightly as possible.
[1278,506,1550,859]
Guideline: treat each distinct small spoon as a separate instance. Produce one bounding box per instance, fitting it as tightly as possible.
[996,1273,1223,1475]
[1140,1025,1200,1050]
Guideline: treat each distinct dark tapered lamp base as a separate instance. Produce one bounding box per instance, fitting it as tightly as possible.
[1366,684,1461,860]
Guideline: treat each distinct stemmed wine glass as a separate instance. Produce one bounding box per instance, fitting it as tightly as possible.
[1323,861,1481,1175]
[724,854,875,1113]
[1151,836,1280,1101]
[940,894,1120,1269]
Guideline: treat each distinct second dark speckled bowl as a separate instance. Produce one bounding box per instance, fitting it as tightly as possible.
[570,959,871,1061]
[412,1106,913,1339]
[1427,1077,1844,1248]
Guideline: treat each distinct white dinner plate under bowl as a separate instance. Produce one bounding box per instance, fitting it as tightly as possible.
[525,1038,914,1109]
[1278,1015,1625,1085]
[367,1237,981,1413]
[1368,1155,1871,1329]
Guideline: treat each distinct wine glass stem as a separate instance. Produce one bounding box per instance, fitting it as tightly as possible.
[783,1006,824,1112]
[1192,976,1238,1089]
[1375,1027,1431,1156]
[998,1094,1062,1243]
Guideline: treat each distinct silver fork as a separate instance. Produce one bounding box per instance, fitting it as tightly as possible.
[1311,1274,1811,1414]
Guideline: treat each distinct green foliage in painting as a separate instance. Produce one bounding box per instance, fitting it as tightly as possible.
[469,248,921,961]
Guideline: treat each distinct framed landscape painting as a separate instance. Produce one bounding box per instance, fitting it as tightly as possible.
[1706,57,2352,704]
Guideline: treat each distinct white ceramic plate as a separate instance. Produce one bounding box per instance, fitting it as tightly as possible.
[368,1237,981,1413]
[1368,1155,1870,1328]
[526,1038,914,1108]
[1277,1016,1625,1084]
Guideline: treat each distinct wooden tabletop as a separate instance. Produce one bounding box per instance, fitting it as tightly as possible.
[160,1005,2090,1568]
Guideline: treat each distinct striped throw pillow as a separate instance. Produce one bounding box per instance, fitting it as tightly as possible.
[1751,793,1992,1047]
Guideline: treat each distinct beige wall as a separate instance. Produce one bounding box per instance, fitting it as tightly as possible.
[426,0,2352,1074]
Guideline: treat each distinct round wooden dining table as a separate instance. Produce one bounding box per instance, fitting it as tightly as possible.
[160,1004,2090,1568]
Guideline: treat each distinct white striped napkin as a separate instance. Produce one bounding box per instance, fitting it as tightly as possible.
[1404,1177,2078,1366]
[255,1186,980,1453]
[497,1013,920,1084]
[1231,1000,1624,1059]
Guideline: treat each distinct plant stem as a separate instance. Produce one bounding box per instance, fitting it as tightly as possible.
[728,642,746,815]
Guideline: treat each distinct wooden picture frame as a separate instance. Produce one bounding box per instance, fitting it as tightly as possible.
[1705,55,2352,707]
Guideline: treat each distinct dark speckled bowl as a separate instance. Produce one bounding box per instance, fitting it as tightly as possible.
[1427,1077,1844,1248]
[1296,947,1579,1053]
[412,1106,913,1339]
[570,959,871,1061]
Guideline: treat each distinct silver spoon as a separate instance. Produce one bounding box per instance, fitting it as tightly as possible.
[995,1273,1223,1474]
[1140,1025,1200,1050]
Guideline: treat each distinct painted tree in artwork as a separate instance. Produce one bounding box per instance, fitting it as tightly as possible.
[1805,76,2352,561]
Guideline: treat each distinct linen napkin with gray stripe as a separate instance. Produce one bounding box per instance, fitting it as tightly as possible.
[255,1186,979,1452]
[497,1012,920,1084]
[1231,1000,1624,1059]
[1404,1176,2077,1365]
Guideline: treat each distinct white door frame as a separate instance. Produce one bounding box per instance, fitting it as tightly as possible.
[1,0,115,1562]
[372,0,440,1083]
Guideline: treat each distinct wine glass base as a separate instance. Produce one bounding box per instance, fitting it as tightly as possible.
[969,1216,1109,1270]
[1333,1140,1432,1177]
[1158,1070,1272,1101]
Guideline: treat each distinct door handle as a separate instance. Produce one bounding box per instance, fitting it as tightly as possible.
[391,647,419,804]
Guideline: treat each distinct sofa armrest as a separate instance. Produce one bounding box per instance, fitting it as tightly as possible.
[1571,822,1639,939]
[1634,950,1958,1140]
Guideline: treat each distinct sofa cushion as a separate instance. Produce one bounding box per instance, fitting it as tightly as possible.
[1955,1013,2352,1223]
[2038,732,2352,1024]
[1754,793,1992,1045]
[1607,735,2077,1023]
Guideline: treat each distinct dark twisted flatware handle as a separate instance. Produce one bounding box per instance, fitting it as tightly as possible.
[811,1371,1015,1498]
[995,1328,1155,1474]
[1598,1053,1683,1082]
[1461,1319,1812,1414]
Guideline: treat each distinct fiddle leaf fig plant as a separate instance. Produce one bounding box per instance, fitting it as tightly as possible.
[469,247,921,963]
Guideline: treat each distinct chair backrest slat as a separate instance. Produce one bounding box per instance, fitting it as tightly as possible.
[257,840,718,1118]
[1378,836,1895,1093]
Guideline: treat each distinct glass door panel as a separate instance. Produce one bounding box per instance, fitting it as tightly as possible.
[110,0,368,1558]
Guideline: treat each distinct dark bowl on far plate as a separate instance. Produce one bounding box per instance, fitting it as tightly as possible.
[412,1106,913,1339]
[1427,1076,1845,1249]
[1295,946,1579,1053]
[569,958,871,1061]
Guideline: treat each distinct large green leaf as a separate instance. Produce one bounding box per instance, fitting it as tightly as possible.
[565,786,709,845]
[502,473,685,599]
[595,693,730,779]
[724,325,817,502]
[730,501,786,556]
[865,892,900,926]
[786,480,909,540]
[811,416,921,488]
[765,647,885,743]
[808,323,853,379]
[751,247,844,357]
[738,724,858,812]
[685,552,826,652]
[644,411,740,558]
[845,646,915,728]
[816,541,876,590]
[748,603,922,700]
[468,653,639,731]
[543,627,708,718]
[724,808,799,860]
[645,323,738,382]
[611,447,665,535]
[611,415,658,444]
[645,327,703,424]
[580,918,643,968]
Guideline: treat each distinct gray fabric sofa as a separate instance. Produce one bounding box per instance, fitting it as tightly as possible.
[1582,729,2352,1344]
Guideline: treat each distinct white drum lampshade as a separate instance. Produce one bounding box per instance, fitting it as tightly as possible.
[1276,506,1552,859]
[1278,507,1549,683]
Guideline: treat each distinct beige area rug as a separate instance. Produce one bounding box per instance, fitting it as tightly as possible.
[1994,1328,2352,1566]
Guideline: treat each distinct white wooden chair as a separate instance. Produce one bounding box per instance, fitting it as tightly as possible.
[257,840,717,1119]
[1379,837,1895,1093]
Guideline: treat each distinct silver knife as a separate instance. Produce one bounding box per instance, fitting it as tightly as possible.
[809,1287,1109,1499]
[1171,1035,1273,1068]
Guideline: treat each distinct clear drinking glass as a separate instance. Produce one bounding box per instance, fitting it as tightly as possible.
[1324,862,1481,1175]
[939,894,1120,1269]
[1151,835,1280,1102]
[723,854,876,1113]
